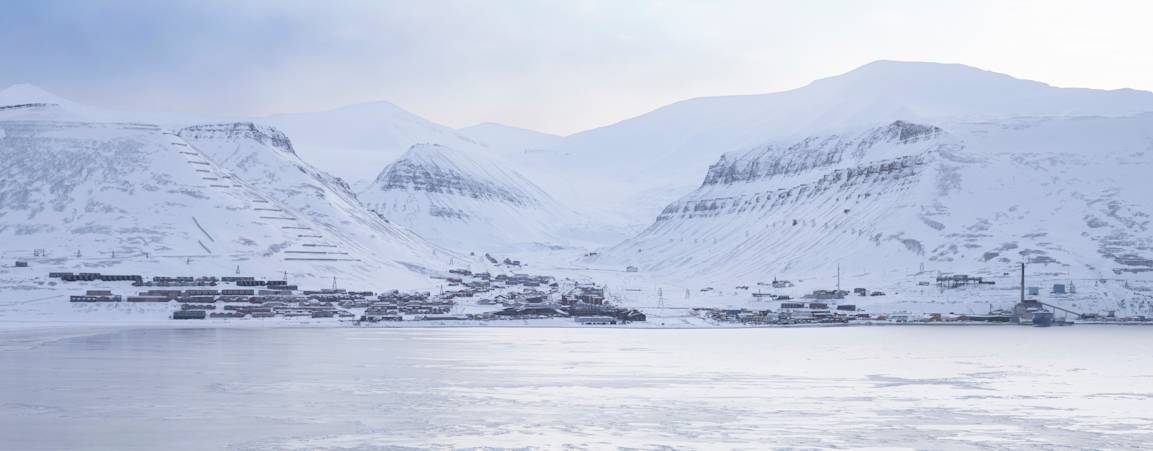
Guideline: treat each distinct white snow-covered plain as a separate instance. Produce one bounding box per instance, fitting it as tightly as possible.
[1,326,1152,450]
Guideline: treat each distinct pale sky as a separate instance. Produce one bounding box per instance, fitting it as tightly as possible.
[2,0,1150,135]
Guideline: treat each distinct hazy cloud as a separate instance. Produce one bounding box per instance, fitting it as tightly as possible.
[2,0,1151,134]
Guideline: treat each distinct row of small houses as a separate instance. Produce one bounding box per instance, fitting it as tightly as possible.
[800,289,887,300]
[443,273,555,288]
[491,303,646,323]
[69,287,373,304]
[52,273,261,283]
[471,284,607,308]
[362,304,455,321]
[51,272,143,282]
[700,302,867,324]
[173,301,358,320]
[442,270,565,304]
[500,273,554,287]
[362,291,457,321]
[48,272,300,288]
[361,303,645,324]
[445,269,552,282]
[70,289,360,320]
[450,268,566,287]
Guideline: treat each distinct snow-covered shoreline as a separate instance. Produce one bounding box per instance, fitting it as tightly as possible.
[3,316,1149,334]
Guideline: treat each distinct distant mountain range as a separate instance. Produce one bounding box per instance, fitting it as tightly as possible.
[541,61,1153,223]
[5,60,1153,291]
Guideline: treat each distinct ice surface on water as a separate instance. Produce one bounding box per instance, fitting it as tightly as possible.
[1,326,1152,450]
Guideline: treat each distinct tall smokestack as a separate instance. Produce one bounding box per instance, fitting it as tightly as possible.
[1020,263,1025,302]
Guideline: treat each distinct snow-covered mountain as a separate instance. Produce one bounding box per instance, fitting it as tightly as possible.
[0,89,450,289]
[595,117,1153,290]
[545,61,1153,224]
[176,122,450,274]
[7,59,1153,302]
[259,101,482,184]
[357,143,591,250]
[559,61,1153,175]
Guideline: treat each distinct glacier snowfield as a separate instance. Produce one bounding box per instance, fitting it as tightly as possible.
[1,326,1152,450]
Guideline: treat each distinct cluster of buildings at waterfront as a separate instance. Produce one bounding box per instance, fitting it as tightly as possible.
[56,267,646,325]
[46,263,1153,327]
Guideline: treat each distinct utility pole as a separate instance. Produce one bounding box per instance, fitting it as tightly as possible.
[657,287,665,326]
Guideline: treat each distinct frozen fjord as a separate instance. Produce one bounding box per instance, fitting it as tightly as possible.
[1,326,1152,450]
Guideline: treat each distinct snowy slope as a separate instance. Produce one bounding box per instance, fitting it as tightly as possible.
[458,122,563,157]
[0,96,450,290]
[259,102,482,184]
[177,122,451,276]
[0,84,90,116]
[595,117,1153,293]
[357,143,594,250]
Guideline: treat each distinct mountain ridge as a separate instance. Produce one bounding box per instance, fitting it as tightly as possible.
[595,114,1153,295]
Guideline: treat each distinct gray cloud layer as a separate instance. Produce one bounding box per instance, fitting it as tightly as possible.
[3,0,1151,134]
